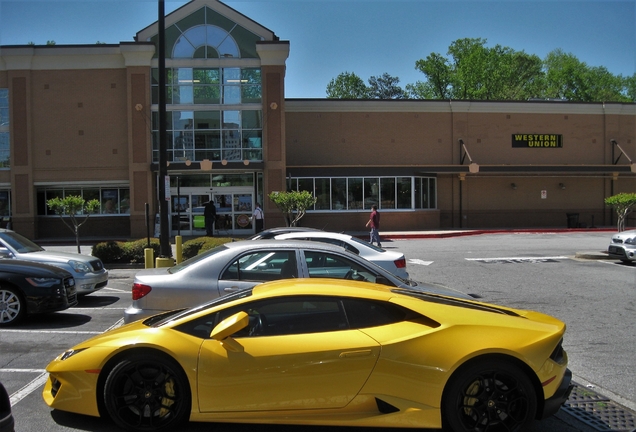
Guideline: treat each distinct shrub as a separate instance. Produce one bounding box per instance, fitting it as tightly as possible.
[92,238,164,263]
[92,240,124,263]
[182,237,234,260]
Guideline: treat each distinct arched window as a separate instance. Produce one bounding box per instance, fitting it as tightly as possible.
[173,24,240,59]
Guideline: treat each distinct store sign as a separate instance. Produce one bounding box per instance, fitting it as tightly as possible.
[512,134,562,148]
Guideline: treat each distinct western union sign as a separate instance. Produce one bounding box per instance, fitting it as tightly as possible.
[512,134,563,148]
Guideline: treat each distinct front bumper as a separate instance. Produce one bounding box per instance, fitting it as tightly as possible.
[607,245,636,262]
[541,368,574,419]
[74,271,109,295]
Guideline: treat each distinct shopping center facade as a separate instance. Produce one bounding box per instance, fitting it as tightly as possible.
[1,0,635,240]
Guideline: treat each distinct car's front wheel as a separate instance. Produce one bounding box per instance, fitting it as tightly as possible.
[0,286,25,326]
[442,359,537,432]
[103,353,191,432]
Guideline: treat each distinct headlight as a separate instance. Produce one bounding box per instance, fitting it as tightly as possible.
[68,260,91,274]
[625,238,636,245]
[60,348,87,361]
[26,277,62,287]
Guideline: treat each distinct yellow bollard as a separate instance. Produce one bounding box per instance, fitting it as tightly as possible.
[175,235,183,264]
[155,257,174,268]
[144,248,154,269]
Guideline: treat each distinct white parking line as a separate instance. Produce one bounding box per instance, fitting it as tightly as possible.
[408,259,434,266]
[9,372,48,405]
[465,256,568,261]
[0,329,102,335]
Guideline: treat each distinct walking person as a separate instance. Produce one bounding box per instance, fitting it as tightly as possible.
[366,204,381,247]
[252,202,264,233]
[204,200,216,236]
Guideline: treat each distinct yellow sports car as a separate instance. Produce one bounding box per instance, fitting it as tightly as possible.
[43,279,572,432]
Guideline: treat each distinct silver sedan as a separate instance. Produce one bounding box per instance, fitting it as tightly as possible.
[124,240,470,323]
[0,229,108,295]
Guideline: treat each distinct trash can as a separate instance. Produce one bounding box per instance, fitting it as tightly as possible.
[566,213,579,228]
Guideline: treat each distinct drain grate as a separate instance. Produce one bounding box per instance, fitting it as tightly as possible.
[562,382,636,432]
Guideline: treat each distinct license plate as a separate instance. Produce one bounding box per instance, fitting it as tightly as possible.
[608,246,621,254]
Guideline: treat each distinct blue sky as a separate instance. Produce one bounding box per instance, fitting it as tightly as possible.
[0,0,634,98]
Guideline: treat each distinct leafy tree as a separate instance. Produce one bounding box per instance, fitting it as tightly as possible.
[326,72,369,99]
[604,192,636,232]
[413,38,544,100]
[543,49,630,102]
[46,40,56,45]
[625,74,636,102]
[47,195,100,253]
[367,73,407,99]
[268,190,317,227]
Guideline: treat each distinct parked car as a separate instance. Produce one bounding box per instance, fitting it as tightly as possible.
[247,226,321,240]
[607,229,636,262]
[273,231,409,279]
[45,278,573,432]
[0,229,108,295]
[0,260,77,326]
[0,382,13,432]
[124,240,470,323]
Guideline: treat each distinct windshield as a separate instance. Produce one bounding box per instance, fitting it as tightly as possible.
[169,244,228,274]
[146,288,254,327]
[0,231,45,253]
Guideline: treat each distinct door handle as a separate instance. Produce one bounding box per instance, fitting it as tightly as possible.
[339,350,372,358]
[223,286,242,292]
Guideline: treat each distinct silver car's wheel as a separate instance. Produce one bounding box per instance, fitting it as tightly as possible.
[0,286,25,326]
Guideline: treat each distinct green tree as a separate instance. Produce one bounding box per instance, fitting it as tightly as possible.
[46,40,56,45]
[367,73,407,99]
[543,49,630,102]
[413,38,544,101]
[326,72,369,99]
[625,74,636,102]
[47,195,100,253]
[604,192,636,232]
[268,190,317,227]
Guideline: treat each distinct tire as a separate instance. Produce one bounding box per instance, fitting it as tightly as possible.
[0,286,25,326]
[103,353,191,432]
[442,359,537,432]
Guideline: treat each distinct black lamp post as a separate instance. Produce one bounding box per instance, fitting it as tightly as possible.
[157,0,170,257]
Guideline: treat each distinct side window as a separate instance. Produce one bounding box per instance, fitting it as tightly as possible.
[342,298,412,328]
[220,250,297,282]
[218,296,348,337]
[304,251,379,283]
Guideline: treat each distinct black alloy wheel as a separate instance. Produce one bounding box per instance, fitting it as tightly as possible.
[443,360,537,432]
[104,353,191,432]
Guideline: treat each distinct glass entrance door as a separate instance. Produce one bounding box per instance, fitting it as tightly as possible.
[170,188,254,236]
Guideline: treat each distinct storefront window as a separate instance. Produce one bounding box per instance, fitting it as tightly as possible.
[0,89,8,170]
[289,176,435,211]
[36,187,130,215]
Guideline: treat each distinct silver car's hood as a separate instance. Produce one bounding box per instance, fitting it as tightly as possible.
[18,250,98,265]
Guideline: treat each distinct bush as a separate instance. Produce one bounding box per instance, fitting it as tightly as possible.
[92,238,164,263]
[93,237,234,263]
[182,237,234,260]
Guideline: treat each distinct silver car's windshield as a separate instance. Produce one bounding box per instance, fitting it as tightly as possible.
[168,244,229,274]
[0,231,44,253]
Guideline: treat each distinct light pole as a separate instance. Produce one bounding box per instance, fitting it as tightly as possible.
[157,0,170,257]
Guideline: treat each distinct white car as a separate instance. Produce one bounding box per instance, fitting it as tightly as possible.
[273,231,409,279]
[607,229,636,262]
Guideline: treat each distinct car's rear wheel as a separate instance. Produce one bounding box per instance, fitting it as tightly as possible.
[103,353,190,432]
[442,359,537,432]
[0,286,25,326]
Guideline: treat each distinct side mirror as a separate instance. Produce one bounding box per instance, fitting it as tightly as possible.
[210,311,249,352]
[0,247,13,259]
